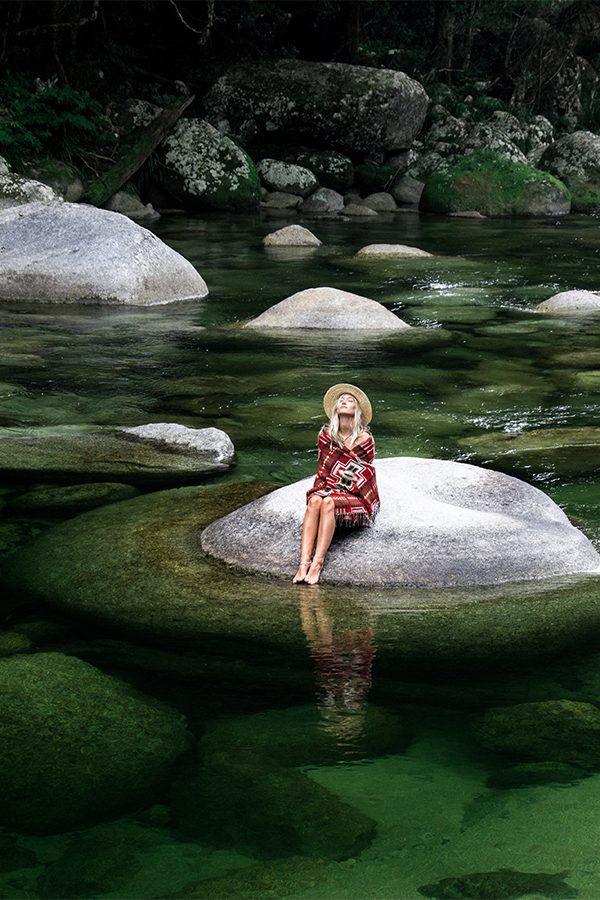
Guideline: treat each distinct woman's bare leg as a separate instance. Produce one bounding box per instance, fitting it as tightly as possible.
[293,495,323,583]
[306,496,336,584]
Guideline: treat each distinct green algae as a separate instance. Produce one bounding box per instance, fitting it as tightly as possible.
[420,151,571,216]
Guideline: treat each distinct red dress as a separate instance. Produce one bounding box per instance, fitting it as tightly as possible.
[306,428,380,527]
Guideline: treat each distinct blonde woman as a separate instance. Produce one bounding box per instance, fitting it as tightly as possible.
[293,384,380,585]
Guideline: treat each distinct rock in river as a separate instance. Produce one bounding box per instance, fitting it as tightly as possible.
[244,286,410,330]
[0,202,208,305]
[263,224,321,247]
[535,289,600,315]
[0,652,190,832]
[5,481,600,668]
[0,423,234,482]
[356,243,433,258]
[202,458,600,587]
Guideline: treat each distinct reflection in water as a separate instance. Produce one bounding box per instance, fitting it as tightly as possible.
[299,588,376,750]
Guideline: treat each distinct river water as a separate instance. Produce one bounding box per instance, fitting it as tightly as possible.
[0,210,599,898]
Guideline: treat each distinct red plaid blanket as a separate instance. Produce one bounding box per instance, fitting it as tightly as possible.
[306,428,380,527]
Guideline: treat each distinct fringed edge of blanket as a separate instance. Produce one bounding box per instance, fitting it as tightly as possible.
[335,501,379,529]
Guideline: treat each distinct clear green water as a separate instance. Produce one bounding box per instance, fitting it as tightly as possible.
[1,211,600,898]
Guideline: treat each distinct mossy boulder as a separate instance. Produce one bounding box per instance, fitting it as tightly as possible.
[474,700,600,768]
[540,130,600,213]
[203,59,428,156]
[420,151,571,217]
[0,424,234,482]
[294,150,354,191]
[0,652,191,832]
[0,173,59,209]
[23,158,83,202]
[158,118,260,211]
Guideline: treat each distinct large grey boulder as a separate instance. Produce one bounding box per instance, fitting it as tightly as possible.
[256,159,318,197]
[263,225,321,247]
[203,59,428,156]
[201,458,600,587]
[0,423,234,481]
[244,286,410,330]
[535,290,600,314]
[158,118,260,211]
[0,652,190,832]
[0,202,207,305]
[0,172,59,209]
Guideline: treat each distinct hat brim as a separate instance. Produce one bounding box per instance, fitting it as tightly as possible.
[323,383,372,425]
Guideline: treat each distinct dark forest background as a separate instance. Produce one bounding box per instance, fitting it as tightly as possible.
[2,0,600,174]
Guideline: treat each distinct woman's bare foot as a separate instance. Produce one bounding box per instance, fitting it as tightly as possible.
[292,560,311,584]
[305,558,324,585]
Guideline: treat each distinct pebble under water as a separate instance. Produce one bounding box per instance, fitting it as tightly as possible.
[0,209,600,899]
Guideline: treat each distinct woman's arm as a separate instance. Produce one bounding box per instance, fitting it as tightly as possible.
[306,430,330,498]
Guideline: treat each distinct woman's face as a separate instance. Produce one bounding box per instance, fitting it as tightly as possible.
[336,393,357,415]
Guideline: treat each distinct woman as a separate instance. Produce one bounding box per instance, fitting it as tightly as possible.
[293,383,379,585]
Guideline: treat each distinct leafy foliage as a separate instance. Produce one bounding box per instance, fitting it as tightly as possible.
[0,73,110,167]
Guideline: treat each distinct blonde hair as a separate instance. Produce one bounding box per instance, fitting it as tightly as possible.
[327,396,364,446]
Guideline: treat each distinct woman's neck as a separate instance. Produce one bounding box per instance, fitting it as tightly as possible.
[338,414,354,436]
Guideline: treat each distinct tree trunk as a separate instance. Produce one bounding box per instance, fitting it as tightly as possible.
[430,0,455,83]
[81,93,194,207]
[336,0,361,63]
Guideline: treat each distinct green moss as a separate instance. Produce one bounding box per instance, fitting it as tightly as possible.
[0,629,32,657]
[420,151,571,216]
[563,177,600,213]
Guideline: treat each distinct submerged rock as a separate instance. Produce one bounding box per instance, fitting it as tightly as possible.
[475,700,600,769]
[244,286,410,330]
[355,243,433,258]
[458,427,600,477]
[166,856,332,900]
[418,868,577,899]
[535,289,600,314]
[158,118,260,211]
[420,150,571,216]
[0,202,208,305]
[8,481,139,515]
[202,458,600,587]
[263,224,321,247]
[486,761,585,790]
[203,59,428,156]
[0,653,190,832]
[0,423,234,481]
[261,191,302,210]
[104,189,159,222]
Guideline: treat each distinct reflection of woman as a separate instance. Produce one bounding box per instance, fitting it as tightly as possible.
[293,384,380,585]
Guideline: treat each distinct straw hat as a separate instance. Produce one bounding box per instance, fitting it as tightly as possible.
[323,383,372,425]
